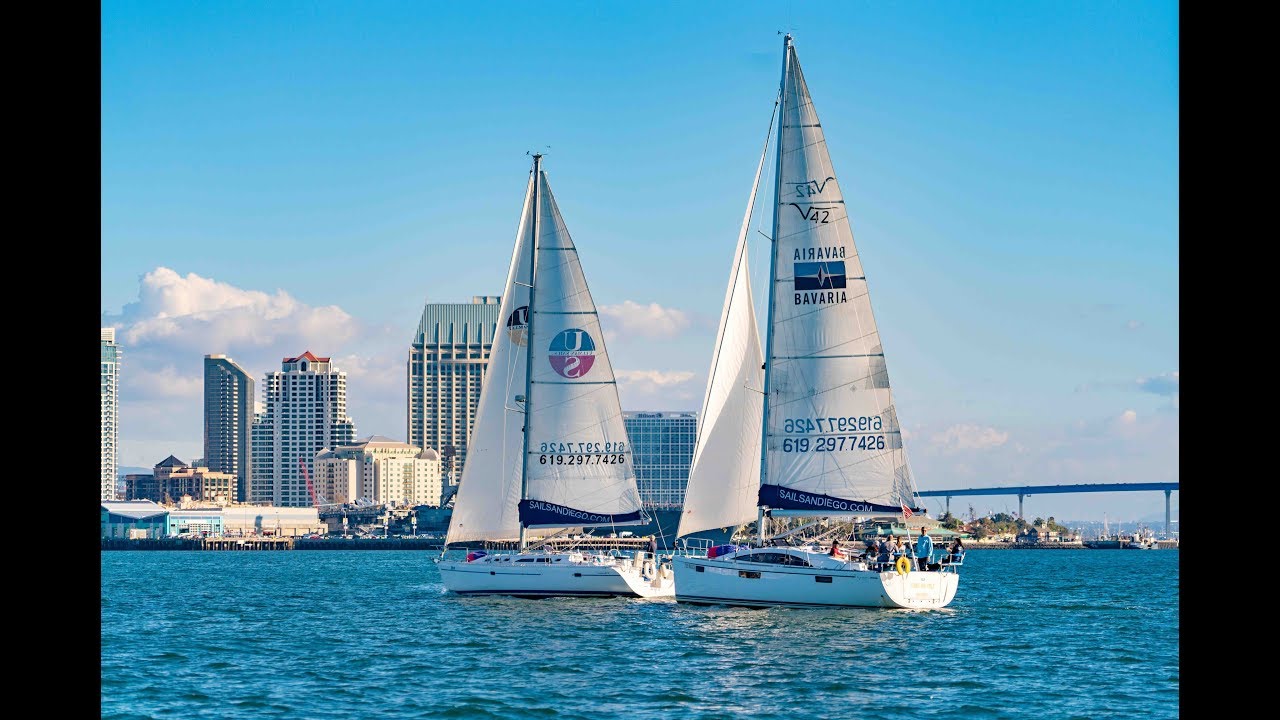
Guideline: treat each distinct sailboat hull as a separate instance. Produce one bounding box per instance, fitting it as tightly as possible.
[439,553,674,599]
[672,554,959,609]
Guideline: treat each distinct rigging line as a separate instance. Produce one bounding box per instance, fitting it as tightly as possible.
[766,330,883,362]
[779,135,830,157]
[769,221,849,245]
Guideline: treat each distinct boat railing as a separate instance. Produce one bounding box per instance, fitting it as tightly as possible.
[937,552,964,573]
[677,537,713,558]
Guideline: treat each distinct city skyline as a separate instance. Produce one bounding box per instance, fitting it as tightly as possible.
[101,2,1178,520]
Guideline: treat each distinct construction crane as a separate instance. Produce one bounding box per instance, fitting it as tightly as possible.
[300,458,322,506]
[299,458,343,509]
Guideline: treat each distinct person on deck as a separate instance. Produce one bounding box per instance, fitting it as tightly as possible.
[891,536,909,563]
[877,538,891,565]
[915,526,935,571]
[942,537,965,566]
[829,539,844,558]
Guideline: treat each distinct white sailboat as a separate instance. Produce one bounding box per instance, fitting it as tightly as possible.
[437,154,674,599]
[673,35,960,609]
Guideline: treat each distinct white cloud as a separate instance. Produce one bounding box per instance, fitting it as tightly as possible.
[599,300,691,339]
[333,353,403,393]
[614,369,698,409]
[931,424,1010,451]
[615,369,695,388]
[111,267,358,350]
[123,365,202,400]
[1125,319,1143,331]
[102,267,404,466]
[1118,409,1138,424]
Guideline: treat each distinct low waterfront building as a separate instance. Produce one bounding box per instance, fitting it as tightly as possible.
[101,500,168,539]
[221,505,323,537]
[166,508,225,537]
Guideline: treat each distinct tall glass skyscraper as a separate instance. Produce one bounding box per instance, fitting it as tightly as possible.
[101,328,121,500]
[622,411,698,508]
[204,355,254,502]
[407,296,501,484]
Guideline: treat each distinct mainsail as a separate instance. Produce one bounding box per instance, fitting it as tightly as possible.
[676,109,773,539]
[518,166,644,529]
[444,175,535,545]
[759,40,918,516]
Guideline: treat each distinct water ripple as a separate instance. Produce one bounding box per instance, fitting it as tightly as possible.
[102,549,1178,719]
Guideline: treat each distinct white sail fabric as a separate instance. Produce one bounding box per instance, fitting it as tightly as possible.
[520,170,644,528]
[444,176,535,545]
[677,118,772,538]
[760,43,917,515]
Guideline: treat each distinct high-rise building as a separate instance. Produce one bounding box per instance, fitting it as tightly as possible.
[622,411,698,509]
[313,436,443,507]
[101,328,121,500]
[251,352,358,507]
[204,355,254,502]
[407,296,501,484]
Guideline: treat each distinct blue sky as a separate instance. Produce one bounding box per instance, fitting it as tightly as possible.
[102,1,1178,522]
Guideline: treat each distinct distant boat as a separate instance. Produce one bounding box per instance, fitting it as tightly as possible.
[671,34,960,609]
[436,155,673,599]
[1124,527,1158,550]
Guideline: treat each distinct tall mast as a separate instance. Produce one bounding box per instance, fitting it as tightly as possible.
[756,33,791,546]
[518,154,542,552]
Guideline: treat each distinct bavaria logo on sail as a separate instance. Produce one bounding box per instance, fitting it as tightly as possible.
[548,328,596,378]
[794,248,848,305]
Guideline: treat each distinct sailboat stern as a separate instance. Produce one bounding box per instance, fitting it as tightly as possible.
[877,568,960,609]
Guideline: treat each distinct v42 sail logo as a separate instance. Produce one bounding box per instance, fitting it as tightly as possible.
[506,305,529,346]
[548,328,596,378]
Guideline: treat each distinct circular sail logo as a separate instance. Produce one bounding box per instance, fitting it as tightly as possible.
[506,305,529,346]
[548,328,596,379]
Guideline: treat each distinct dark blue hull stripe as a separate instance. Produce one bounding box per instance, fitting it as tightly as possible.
[452,589,632,598]
[759,485,920,515]
[676,594,891,609]
[518,499,643,527]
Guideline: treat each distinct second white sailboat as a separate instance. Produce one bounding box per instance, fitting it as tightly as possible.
[673,35,960,609]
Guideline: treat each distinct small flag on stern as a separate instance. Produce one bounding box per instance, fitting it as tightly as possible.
[902,504,913,519]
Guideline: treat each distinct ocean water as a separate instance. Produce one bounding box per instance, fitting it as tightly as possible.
[101,549,1179,720]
